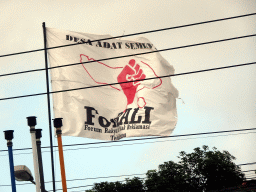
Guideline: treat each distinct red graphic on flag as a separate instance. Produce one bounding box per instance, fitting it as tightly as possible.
[117,59,146,106]
[80,54,162,110]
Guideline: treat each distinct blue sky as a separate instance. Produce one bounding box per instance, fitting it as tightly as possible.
[0,0,256,191]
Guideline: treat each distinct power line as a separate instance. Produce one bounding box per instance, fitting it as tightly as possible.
[1,33,256,79]
[48,130,256,150]
[0,13,254,192]
[38,169,256,185]
[238,162,256,166]
[0,12,255,59]
[243,170,256,173]
[0,173,146,187]
[0,59,255,102]
[48,174,256,192]
[49,131,256,153]
[45,34,256,71]
[245,173,256,178]
[2,164,255,188]
[1,131,254,157]
[0,127,255,153]
[246,176,256,180]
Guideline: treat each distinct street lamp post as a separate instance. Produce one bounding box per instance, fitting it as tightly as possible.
[35,129,46,192]
[27,116,40,192]
[4,130,17,192]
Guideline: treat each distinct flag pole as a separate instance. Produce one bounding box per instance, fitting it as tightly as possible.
[4,130,16,192]
[53,118,67,192]
[42,22,56,192]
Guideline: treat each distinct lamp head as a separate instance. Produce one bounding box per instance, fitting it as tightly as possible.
[53,118,63,128]
[35,129,42,139]
[14,165,34,183]
[4,130,14,140]
[26,116,37,127]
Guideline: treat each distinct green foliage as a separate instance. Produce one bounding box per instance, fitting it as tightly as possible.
[145,161,189,192]
[86,177,144,192]
[86,146,245,192]
[178,145,245,191]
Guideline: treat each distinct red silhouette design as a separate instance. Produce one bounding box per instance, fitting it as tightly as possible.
[80,54,162,111]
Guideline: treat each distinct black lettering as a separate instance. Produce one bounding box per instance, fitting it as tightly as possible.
[111,43,117,49]
[66,35,70,40]
[141,43,147,49]
[86,39,93,46]
[110,118,118,127]
[136,125,142,129]
[129,108,142,124]
[115,112,124,126]
[103,42,110,48]
[84,106,96,125]
[142,106,154,124]
[111,133,126,141]
[117,42,122,49]
[135,43,147,49]
[74,37,79,42]
[125,43,130,49]
[94,128,102,133]
[130,43,135,49]
[147,43,153,49]
[79,39,87,44]
[119,108,132,125]
[98,116,111,128]
[96,41,102,47]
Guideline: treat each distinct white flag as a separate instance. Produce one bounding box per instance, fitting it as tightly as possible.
[46,27,179,141]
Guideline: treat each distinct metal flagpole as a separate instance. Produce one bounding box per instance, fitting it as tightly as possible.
[26,116,40,192]
[53,118,67,192]
[4,130,17,192]
[42,22,56,192]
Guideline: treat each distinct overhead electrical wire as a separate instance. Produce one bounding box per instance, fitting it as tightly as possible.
[42,169,256,185]
[243,169,256,173]
[246,177,256,180]
[1,164,255,188]
[0,127,255,153]
[1,131,255,157]
[0,12,255,59]
[245,174,256,178]
[0,59,255,102]
[238,162,256,166]
[58,132,256,152]
[54,173,256,191]
[1,33,256,79]
[0,173,146,187]
[48,173,256,192]
[0,13,255,191]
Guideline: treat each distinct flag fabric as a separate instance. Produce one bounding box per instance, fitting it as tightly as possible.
[46,27,179,141]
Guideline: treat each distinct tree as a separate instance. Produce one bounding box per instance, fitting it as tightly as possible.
[145,161,190,192]
[86,146,245,192]
[124,177,144,192]
[86,177,144,192]
[145,146,244,192]
[178,145,245,191]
